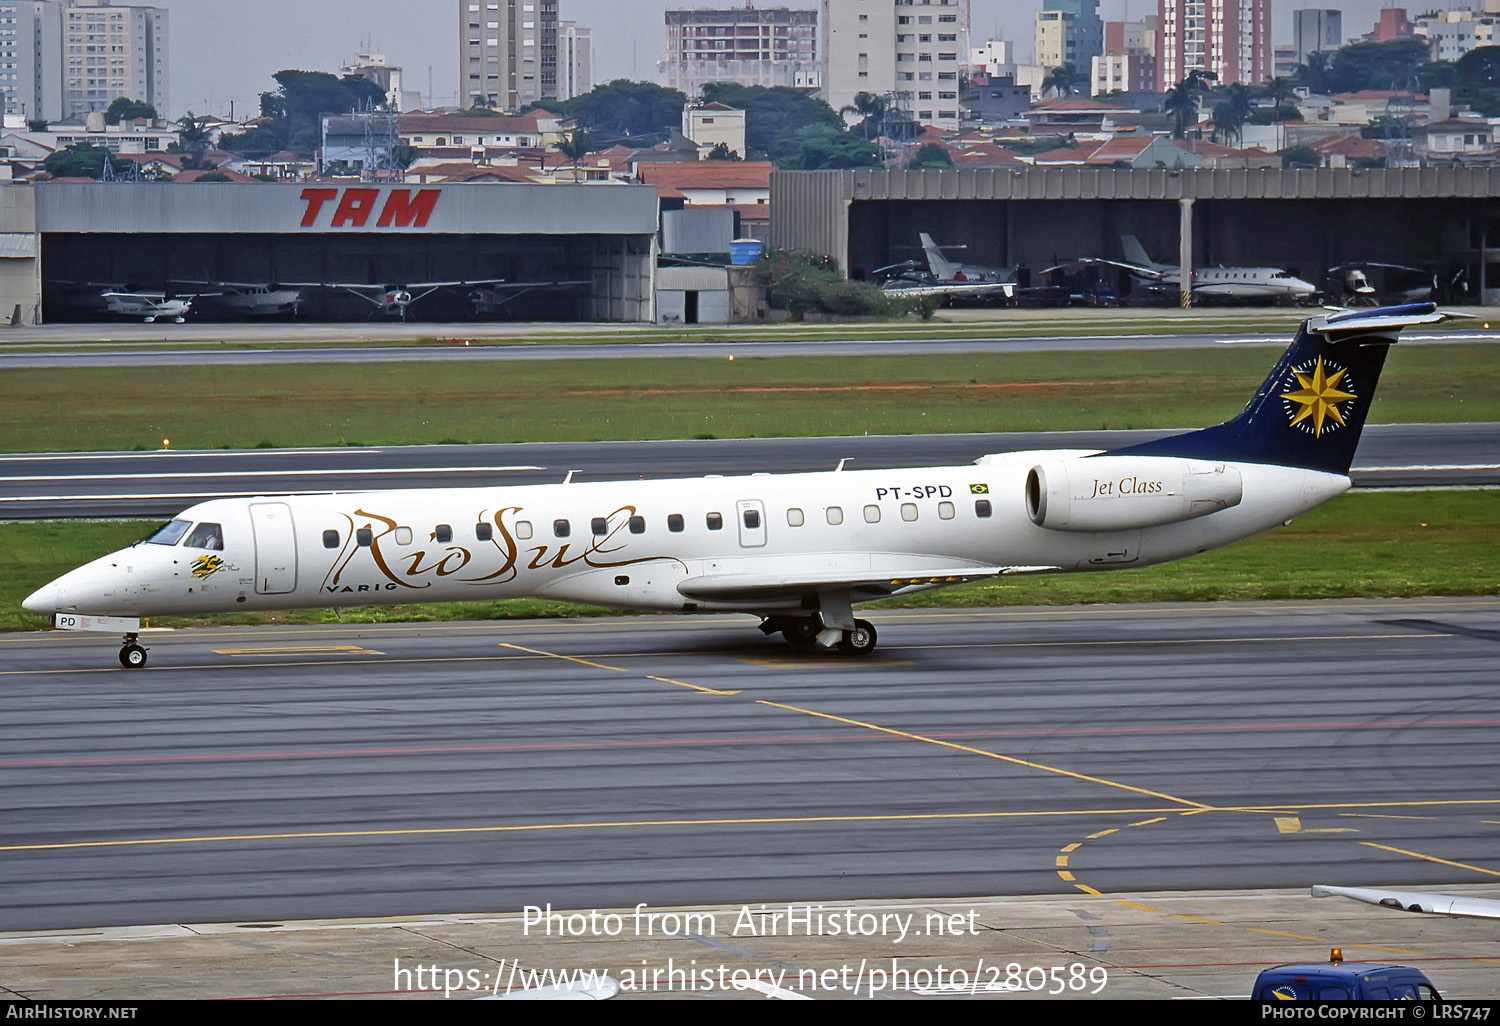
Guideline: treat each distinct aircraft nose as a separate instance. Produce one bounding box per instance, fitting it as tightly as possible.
[22,580,60,614]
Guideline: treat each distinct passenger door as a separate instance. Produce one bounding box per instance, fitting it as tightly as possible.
[250,502,298,594]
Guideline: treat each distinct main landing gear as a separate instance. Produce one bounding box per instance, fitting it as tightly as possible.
[760,615,878,657]
[119,632,148,669]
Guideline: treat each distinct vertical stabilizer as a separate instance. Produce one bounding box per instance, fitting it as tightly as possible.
[1120,235,1164,271]
[1105,304,1449,475]
[919,233,958,280]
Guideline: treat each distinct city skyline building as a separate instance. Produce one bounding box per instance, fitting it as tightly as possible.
[660,5,817,99]
[1292,8,1343,64]
[61,0,169,119]
[459,0,560,110]
[822,0,967,130]
[1156,0,1272,90]
[1036,0,1102,74]
[0,0,62,121]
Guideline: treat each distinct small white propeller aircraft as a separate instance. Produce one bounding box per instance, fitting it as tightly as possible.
[23,304,1450,668]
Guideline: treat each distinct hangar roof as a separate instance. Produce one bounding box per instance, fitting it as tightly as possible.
[32,181,660,235]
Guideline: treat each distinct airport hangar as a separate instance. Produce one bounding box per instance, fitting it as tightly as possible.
[769,167,1500,303]
[0,181,660,323]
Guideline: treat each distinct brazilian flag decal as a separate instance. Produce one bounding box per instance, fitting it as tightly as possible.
[970,483,989,494]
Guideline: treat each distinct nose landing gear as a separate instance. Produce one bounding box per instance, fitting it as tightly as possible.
[119,632,148,669]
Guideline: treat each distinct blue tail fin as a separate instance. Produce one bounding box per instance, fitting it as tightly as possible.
[1106,304,1449,475]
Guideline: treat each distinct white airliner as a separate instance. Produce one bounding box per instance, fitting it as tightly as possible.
[1051,236,1319,305]
[23,304,1447,668]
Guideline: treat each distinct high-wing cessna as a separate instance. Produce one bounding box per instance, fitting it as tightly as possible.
[297,279,591,321]
[24,304,1447,668]
[1312,884,1500,921]
[1049,235,1319,305]
[50,283,195,323]
[876,232,1017,302]
[174,281,307,318]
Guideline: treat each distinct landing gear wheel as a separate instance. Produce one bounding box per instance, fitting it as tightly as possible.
[119,644,147,669]
[781,617,821,649]
[836,619,877,657]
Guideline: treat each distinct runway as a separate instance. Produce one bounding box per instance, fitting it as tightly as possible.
[0,319,1493,367]
[3,597,1497,942]
[2,423,1495,519]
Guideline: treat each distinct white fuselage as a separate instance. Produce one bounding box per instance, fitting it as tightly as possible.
[25,458,1350,621]
[1143,267,1318,302]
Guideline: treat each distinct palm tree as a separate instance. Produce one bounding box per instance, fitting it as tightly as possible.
[1212,83,1254,145]
[1042,63,1082,99]
[1263,76,1297,122]
[839,91,887,140]
[1163,69,1218,139]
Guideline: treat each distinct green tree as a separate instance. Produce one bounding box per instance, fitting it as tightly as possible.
[105,97,156,124]
[700,82,844,158]
[1211,84,1254,145]
[705,141,741,160]
[839,91,888,140]
[552,79,686,147]
[1164,70,1217,138]
[909,142,954,168]
[41,144,127,179]
[1280,144,1319,168]
[769,125,881,170]
[170,112,214,170]
[1042,63,1083,99]
[224,70,387,157]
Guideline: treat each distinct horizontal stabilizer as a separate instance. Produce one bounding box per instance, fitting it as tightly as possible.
[678,565,1060,601]
[1310,302,1455,338]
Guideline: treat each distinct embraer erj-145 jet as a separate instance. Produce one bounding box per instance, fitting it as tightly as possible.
[24,304,1446,668]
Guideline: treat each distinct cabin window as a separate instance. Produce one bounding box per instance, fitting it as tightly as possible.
[395,526,413,545]
[707,512,723,530]
[901,503,918,522]
[628,515,646,534]
[516,520,533,539]
[475,523,493,542]
[323,529,340,548]
[435,524,453,543]
[742,508,761,529]
[864,504,881,523]
[356,527,373,547]
[184,522,224,550]
[826,506,843,525]
[667,513,684,532]
[147,519,192,546]
[786,508,805,527]
[554,519,570,538]
[591,517,608,536]
[975,499,992,518]
[938,501,955,520]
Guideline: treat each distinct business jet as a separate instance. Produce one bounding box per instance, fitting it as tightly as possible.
[23,303,1448,668]
[1049,236,1319,306]
[875,232,1017,302]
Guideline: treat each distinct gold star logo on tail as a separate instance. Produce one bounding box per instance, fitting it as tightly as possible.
[1281,355,1357,437]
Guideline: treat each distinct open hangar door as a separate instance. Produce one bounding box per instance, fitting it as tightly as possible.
[41,232,600,322]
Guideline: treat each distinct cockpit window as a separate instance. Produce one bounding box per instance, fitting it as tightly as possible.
[184,522,224,550]
[146,519,191,546]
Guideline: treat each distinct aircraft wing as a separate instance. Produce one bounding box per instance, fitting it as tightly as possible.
[882,281,1015,299]
[1043,258,1164,279]
[1312,884,1500,920]
[677,564,1060,601]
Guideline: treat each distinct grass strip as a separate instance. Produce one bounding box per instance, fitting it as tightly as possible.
[1,344,1494,453]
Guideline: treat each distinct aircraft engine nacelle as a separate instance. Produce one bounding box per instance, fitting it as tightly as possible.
[1026,456,1243,532]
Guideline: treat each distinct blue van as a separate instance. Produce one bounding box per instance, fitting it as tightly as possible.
[1254,953,1442,1001]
